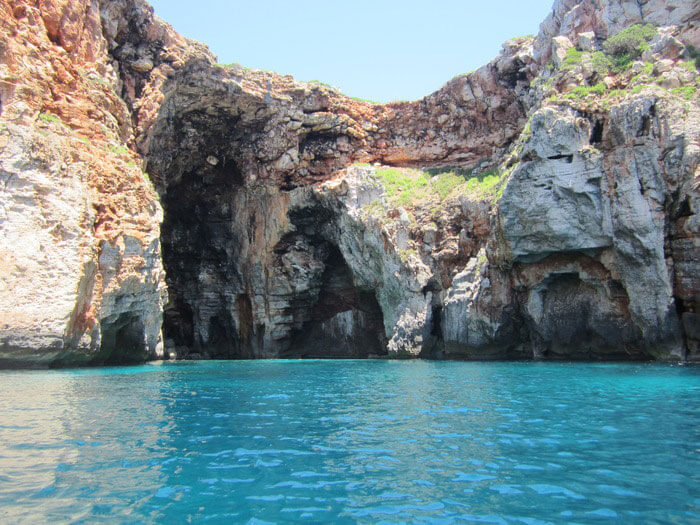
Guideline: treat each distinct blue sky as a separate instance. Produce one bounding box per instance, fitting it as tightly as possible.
[149,1,554,103]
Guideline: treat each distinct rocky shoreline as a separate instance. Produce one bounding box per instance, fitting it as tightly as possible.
[0,0,698,367]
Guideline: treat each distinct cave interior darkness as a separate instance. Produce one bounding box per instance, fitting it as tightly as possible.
[157,155,388,359]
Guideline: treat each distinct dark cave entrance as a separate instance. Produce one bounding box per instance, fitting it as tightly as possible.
[99,311,147,364]
[276,203,389,358]
[526,271,643,359]
[286,244,388,358]
[158,160,248,359]
[156,156,389,359]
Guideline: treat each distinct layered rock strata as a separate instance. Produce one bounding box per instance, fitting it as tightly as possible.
[0,0,698,366]
[0,0,176,366]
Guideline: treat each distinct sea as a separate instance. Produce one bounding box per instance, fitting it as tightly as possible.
[0,359,698,523]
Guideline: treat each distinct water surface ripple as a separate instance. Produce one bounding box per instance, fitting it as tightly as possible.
[0,360,698,523]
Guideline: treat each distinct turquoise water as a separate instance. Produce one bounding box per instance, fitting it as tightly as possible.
[0,361,698,523]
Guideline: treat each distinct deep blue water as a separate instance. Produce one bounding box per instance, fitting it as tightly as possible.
[0,360,698,523]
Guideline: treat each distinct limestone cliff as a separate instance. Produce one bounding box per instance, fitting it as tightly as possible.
[0,0,698,366]
[0,0,186,366]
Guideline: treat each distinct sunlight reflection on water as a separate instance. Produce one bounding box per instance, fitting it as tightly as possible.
[0,360,698,522]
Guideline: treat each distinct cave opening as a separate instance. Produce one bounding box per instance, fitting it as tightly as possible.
[158,159,247,359]
[162,296,194,357]
[527,272,642,359]
[590,119,604,144]
[285,244,388,358]
[206,312,238,359]
[99,311,147,364]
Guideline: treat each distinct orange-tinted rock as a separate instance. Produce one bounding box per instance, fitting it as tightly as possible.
[0,0,698,366]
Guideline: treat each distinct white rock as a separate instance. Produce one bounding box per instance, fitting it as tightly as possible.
[0,123,166,367]
[578,31,597,52]
[654,59,675,74]
[552,36,574,68]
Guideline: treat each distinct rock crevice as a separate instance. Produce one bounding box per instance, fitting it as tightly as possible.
[0,0,698,366]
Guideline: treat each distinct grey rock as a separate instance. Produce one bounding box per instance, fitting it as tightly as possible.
[578,31,597,52]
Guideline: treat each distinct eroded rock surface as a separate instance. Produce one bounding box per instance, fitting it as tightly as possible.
[0,0,170,366]
[0,0,698,366]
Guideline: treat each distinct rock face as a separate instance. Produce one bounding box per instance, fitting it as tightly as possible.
[0,0,171,367]
[534,0,700,65]
[0,0,698,366]
[495,95,698,359]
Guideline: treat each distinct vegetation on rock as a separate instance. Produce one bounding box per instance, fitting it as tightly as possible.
[37,112,61,125]
[687,45,700,70]
[562,48,584,71]
[108,144,129,156]
[564,82,606,100]
[370,166,506,209]
[602,23,657,70]
[538,21,698,112]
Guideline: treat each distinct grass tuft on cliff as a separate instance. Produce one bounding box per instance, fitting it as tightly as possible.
[370,166,505,209]
[603,24,657,71]
[37,112,61,124]
[350,96,380,104]
[671,85,698,100]
[108,144,129,156]
[562,48,584,71]
[374,168,431,207]
[564,82,606,100]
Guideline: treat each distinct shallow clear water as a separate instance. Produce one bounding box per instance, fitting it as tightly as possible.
[0,360,698,523]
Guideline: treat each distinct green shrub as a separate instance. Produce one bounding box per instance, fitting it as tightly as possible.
[350,96,379,104]
[565,82,607,99]
[214,62,244,69]
[374,168,430,202]
[679,60,698,73]
[372,166,507,208]
[687,45,700,70]
[398,248,419,263]
[38,112,60,124]
[433,172,464,200]
[590,82,607,95]
[671,85,697,100]
[424,166,474,178]
[631,83,654,94]
[611,54,635,72]
[602,24,657,71]
[562,48,583,70]
[464,170,501,196]
[591,51,612,75]
[108,144,129,155]
[606,89,627,100]
[603,24,657,56]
